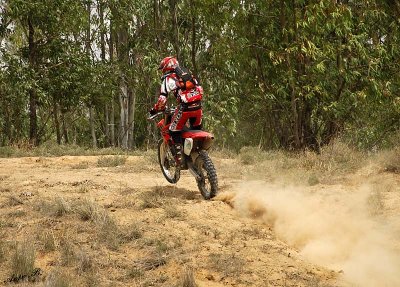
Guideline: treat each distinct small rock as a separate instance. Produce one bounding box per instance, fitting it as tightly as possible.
[21,191,33,197]
[206,274,215,281]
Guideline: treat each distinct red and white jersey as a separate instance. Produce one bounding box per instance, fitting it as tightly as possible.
[178,85,203,103]
[160,73,179,96]
[154,73,202,111]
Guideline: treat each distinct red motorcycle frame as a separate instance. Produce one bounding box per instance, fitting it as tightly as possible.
[149,107,218,199]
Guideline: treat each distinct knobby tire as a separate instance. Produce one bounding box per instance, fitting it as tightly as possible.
[196,150,218,200]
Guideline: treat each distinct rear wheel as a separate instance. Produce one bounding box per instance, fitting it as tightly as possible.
[195,150,218,200]
[158,139,180,183]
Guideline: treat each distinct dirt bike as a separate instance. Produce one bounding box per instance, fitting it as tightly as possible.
[148,107,218,200]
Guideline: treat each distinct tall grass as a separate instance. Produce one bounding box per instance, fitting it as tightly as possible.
[10,241,36,281]
[97,155,127,167]
[0,141,141,158]
[236,140,366,184]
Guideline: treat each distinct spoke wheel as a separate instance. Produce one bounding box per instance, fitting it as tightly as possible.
[158,139,180,183]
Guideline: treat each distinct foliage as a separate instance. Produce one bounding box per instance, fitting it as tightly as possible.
[0,0,399,150]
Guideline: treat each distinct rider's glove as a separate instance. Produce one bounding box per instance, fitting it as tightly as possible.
[149,108,157,116]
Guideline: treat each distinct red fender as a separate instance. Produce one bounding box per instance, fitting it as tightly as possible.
[182,130,214,140]
[182,130,214,150]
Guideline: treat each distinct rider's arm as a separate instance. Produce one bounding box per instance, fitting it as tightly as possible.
[154,75,179,111]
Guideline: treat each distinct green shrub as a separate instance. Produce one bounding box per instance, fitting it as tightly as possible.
[0,146,15,157]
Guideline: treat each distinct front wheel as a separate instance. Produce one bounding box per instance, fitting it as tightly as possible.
[158,139,180,183]
[195,150,218,200]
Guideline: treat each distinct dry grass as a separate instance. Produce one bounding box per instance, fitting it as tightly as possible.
[132,252,167,271]
[0,219,15,228]
[75,198,122,249]
[7,209,26,218]
[59,236,75,266]
[53,196,72,217]
[96,211,121,250]
[97,155,127,167]
[139,236,172,255]
[75,198,100,221]
[122,222,143,242]
[40,231,56,252]
[239,146,265,165]
[177,266,198,287]
[126,266,144,280]
[9,241,37,282]
[0,239,7,263]
[32,197,72,217]
[3,194,23,207]
[376,147,400,173]
[208,252,245,278]
[43,270,73,287]
[234,140,366,185]
[139,187,166,209]
[2,144,397,287]
[76,248,94,274]
[71,161,89,169]
[302,140,364,173]
[163,202,184,219]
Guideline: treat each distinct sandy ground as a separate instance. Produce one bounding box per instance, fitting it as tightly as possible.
[0,154,399,286]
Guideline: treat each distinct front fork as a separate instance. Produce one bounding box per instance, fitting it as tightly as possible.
[186,155,202,181]
[182,137,208,181]
[181,138,211,183]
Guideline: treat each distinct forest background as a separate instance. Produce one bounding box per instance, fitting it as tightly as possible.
[0,0,399,152]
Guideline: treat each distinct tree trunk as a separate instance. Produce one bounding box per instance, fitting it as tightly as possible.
[86,0,97,148]
[1,100,11,145]
[109,18,116,147]
[116,17,129,149]
[28,15,38,146]
[99,0,106,61]
[111,97,115,147]
[128,87,136,149]
[119,81,129,149]
[99,0,110,146]
[190,0,198,75]
[61,111,69,144]
[169,0,180,59]
[89,106,97,148]
[53,99,61,144]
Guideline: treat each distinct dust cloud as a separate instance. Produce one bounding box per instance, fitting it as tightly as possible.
[231,181,400,287]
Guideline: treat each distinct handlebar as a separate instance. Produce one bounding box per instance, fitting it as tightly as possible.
[147,107,176,121]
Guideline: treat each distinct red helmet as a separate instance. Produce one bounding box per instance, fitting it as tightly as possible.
[158,56,178,74]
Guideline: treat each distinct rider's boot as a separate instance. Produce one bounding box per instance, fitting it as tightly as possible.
[170,130,183,167]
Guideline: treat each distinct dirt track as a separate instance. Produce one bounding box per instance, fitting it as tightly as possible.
[0,154,399,286]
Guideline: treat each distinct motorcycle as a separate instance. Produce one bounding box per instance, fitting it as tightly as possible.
[148,107,218,200]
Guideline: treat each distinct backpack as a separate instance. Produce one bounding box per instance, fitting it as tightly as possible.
[174,66,197,90]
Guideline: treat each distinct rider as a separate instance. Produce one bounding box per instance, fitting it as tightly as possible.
[150,56,203,165]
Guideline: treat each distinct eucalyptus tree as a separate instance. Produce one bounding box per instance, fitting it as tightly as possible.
[219,0,400,150]
[1,0,88,145]
[0,0,398,151]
